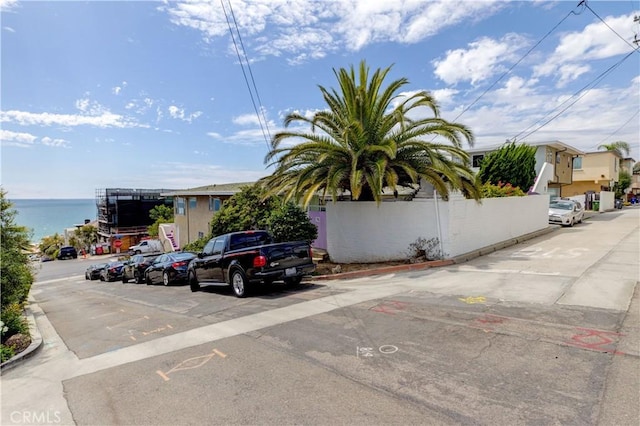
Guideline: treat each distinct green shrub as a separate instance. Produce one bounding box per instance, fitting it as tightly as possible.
[478,142,537,191]
[182,236,209,253]
[0,344,15,362]
[1,303,28,343]
[268,202,318,243]
[481,181,526,198]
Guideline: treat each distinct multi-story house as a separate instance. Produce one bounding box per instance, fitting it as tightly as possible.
[96,188,176,253]
[161,182,252,248]
[563,151,621,196]
[467,140,584,198]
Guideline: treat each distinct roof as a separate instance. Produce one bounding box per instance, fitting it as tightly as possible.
[466,140,584,156]
[160,182,255,197]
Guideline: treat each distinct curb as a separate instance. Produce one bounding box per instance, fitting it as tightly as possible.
[451,226,557,264]
[0,299,43,374]
[312,259,454,280]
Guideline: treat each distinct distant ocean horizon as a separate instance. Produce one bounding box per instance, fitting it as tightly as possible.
[10,199,97,243]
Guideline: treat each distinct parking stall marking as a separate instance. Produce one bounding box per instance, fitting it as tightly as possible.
[156,348,227,381]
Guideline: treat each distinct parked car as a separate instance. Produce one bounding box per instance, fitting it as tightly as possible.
[187,230,315,297]
[144,252,197,286]
[129,239,163,255]
[99,260,126,282]
[57,246,78,260]
[85,263,107,280]
[122,254,159,284]
[548,200,584,227]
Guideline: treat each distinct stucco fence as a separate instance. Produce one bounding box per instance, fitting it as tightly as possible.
[326,194,549,263]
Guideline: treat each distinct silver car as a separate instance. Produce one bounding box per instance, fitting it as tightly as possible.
[548,200,584,227]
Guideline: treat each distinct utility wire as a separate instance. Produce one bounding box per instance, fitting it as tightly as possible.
[220,0,271,151]
[593,109,640,148]
[516,49,637,141]
[227,0,272,144]
[582,0,640,53]
[450,2,586,124]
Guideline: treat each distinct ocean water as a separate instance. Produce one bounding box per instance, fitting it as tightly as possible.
[9,199,97,243]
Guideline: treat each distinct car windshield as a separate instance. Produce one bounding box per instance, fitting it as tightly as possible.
[550,202,573,210]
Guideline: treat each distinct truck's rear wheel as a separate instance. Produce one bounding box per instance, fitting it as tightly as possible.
[231,269,249,298]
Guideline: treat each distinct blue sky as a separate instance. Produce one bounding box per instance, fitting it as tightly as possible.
[1,0,639,199]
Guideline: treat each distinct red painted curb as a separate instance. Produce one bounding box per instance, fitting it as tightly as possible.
[312,259,454,280]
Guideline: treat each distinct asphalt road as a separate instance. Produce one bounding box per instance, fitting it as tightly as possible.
[2,207,638,425]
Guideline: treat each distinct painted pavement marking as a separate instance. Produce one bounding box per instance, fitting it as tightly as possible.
[156,348,227,382]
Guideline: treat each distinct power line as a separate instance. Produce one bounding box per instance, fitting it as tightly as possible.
[582,0,640,52]
[226,0,272,144]
[220,0,271,151]
[514,49,637,142]
[593,109,640,149]
[450,2,586,124]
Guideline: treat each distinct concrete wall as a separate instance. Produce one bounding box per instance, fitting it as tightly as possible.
[600,191,615,212]
[326,195,549,263]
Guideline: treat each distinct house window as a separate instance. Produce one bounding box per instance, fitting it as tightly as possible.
[556,153,561,164]
[176,197,185,215]
[198,231,204,239]
[189,197,197,209]
[209,197,221,212]
[472,154,484,168]
[573,157,582,169]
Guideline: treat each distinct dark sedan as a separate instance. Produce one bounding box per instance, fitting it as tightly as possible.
[85,263,107,280]
[144,252,196,286]
[122,254,159,284]
[99,260,126,282]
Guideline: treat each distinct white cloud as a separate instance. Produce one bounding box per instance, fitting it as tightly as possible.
[534,12,638,85]
[437,75,639,155]
[432,33,529,85]
[0,0,19,12]
[431,88,459,106]
[0,129,38,147]
[232,113,263,126]
[41,136,70,148]
[1,110,140,128]
[3,26,15,32]
[161,0,505,63]
[112,81,128,95]
[168,105,203,123]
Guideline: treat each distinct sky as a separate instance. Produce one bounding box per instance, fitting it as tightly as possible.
[1,0,639,199]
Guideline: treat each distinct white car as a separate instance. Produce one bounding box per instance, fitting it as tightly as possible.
[548,200,584,227]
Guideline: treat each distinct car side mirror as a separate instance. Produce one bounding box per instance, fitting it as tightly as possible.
[198,253,204,259]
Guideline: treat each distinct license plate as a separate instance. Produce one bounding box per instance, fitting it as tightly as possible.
[285,267,296,276]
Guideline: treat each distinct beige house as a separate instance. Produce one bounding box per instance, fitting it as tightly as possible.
[467,140,584,197]
[563,151,621,196]
[161,182,253,248]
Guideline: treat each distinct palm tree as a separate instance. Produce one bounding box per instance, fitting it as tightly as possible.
[261,61,480,206]
[597,141,631,159]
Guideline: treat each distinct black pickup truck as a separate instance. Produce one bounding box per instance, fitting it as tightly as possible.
[187,230,315,297]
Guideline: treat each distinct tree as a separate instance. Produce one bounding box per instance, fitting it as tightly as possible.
[261,60,480,206]
[268,202,318,244]
[634,162,640,174]
[148,205,174,237]
[0,188,34,309]
[614,170,632,199]
[72,224,98,252]
[597,141,630,159]
[210,184,281,237]
[39,233,65,258]
[477,142,537,191]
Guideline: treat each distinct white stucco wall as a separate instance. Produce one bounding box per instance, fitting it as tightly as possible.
[326,195,549,263]
[599,191,615,211]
